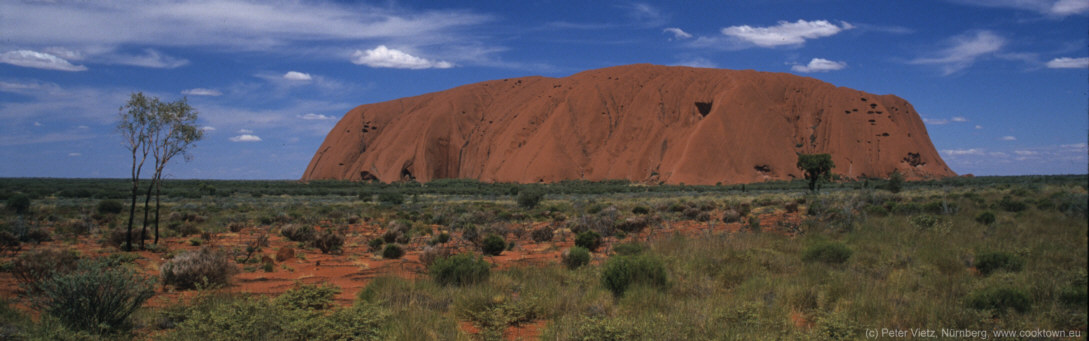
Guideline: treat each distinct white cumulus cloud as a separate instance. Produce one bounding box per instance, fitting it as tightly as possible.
[663,27,692,39]
[910,30,1004,75]
[182,88,222,96]
[791,58,847,73]
[0,50,87,71]
[229,134,262,142]
[351,45,453,69]
[721,19,852,48]
[1046,57,1089,68]
[283,71,313,81]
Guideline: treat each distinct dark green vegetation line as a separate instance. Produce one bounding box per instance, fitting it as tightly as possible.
[2,175,1085,200]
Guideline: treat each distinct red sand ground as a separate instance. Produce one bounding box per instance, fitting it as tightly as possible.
[303,64,954,184]
[0,209,804,339]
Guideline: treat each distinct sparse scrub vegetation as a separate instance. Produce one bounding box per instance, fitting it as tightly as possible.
[0,175,1083,339]
[160,247,238,290]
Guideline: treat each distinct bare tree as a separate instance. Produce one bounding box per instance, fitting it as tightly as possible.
[117,93,157,251]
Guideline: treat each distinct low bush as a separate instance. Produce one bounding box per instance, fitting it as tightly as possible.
[530,227,553,243]
[274,283,341,311]
[998,196,1027,212]
[429,232,451,245]
[974,211,996,225]
[382,244,405,259]
[280,224,314,242]
[481,234,506,256]
[96,200,124,215]
[802,240,853,264]
[909,214,940,229]
[575,230,602,252]
[378,192,404,205]
[5,194,30,214]
[163,293,385,340]
[631,205,650,215]
[160,247,238,290]
[601,254,668,298]
[563,246,591,269]
[613,242,647,256]
[311,229,344,254]
[966,285,1031,313]
[516,190,544,209]
[430,253,490,287]
[33,258,155,335]
[11,248,80,292]
[974,251,1023,276]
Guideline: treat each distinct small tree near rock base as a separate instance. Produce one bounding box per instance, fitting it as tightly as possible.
[797,153,835,192]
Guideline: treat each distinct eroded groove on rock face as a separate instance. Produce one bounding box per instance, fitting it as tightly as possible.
[303,64,955,184]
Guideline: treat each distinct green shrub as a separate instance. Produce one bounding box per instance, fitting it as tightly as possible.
[864,204,888,217]
[974,251,1023,275]
[11,248,80,292]
[311,229,344,254]
[563,246,591,269]
[601,254,668,298]
[382,244,405,259]
[0,231,19,255]
[95,200,124,215]
[998,196,1027,212]
[631,205,650,215]
[480,234,506,256]
[575,230,602,252]
[429,232,451,245]
[530,227,553,242]
[33,258,155,335]
[5,194,30,214]
[909,214,940,229]
[802,241,853,264]
[378,192,404,205]
[429,253,490,287]
[280,224,315,242]
[966,286,1030,313]
[369,238,385,251]
[274,283,341,311]
[886,171,904,193]
[612,242,647,256]
[890,202,921,215]
[163,294,385,341]
[974,211,996,225]
[516,190,544,209]
[160,247,238,290]
[1059,284,1087,307]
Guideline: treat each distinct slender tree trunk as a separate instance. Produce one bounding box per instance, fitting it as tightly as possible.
[141,179,154,250]
[127,178,138,251]
[154,173,162,245]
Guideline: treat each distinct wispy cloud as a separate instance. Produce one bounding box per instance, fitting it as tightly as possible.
[791,58,847,73]
[663,27,692,40]
[283,71,313,81]
[673,57,718,68]
[182,88,222,96]
[949,0,1089,17]
[1046,57,1089,68]
[229,134,262,142]
[924,118,950,125]
[720,20,852,48]
[1001,135,1017,141]
[910,30,1004,75]
[351,45,453,69]
[952,116,969,122]
[106,49,188,69]
[0,50,87,71]
[299,113,336,120]
[943,148,985,156]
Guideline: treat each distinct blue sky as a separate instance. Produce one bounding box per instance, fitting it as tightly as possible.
[1,0,1086,179]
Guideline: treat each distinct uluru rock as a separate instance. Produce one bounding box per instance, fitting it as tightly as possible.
[303,64,954,184]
